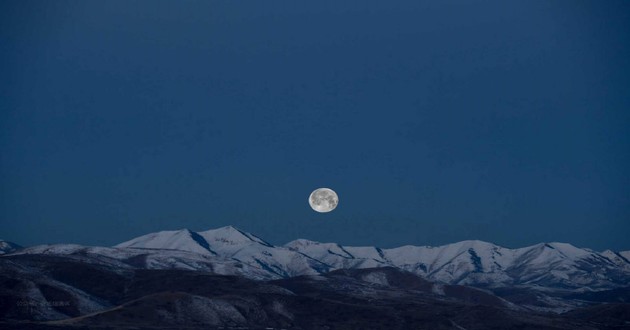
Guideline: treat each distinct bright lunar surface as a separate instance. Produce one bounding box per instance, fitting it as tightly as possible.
[309,188,339,213]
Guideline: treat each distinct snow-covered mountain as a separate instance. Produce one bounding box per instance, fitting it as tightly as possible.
[289,239,630,290]
[7,226,630,291]
[0,240,21,254]
[115,226,332,278]
[13,242,277,279]
[115,229,217,255]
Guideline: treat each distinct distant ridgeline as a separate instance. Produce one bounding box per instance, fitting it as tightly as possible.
[4,226,630,289]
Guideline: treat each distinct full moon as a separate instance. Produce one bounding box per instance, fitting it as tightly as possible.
[309,188,339,213]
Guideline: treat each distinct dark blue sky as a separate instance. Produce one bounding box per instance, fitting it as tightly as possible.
[1,1,629,250]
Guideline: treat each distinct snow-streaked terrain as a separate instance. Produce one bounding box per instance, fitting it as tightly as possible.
[6,227,630,291]
[0,240,22,254]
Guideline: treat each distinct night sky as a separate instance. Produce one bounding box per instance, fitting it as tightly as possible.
[1,1,629,251]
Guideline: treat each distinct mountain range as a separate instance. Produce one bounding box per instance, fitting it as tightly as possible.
[1,226,629,329]
[13,226,628,290]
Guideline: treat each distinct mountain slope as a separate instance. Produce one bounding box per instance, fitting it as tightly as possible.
[3,254,622,329]
[289,239,630,290]
[0,240,22,254]
[115,226,332,278]
[115,229,216,255]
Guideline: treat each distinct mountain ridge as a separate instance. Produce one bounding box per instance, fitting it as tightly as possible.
[115,226,622,253]
[7,226,630,294]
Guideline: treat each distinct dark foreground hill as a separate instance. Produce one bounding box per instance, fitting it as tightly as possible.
[1,253,629,329]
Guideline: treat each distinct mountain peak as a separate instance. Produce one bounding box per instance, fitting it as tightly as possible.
[526,242,590,258]
[215,225,239,231]
[0,240,22,255]
[285,238,322,248]
[115,228,216,255]
[198,226,273,247]
[448,239,497,248]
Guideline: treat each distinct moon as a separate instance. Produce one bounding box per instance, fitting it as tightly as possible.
[309,188,339,213]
